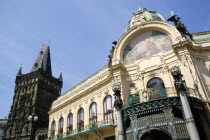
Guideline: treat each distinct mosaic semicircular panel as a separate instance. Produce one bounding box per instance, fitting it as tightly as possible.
[123,31,173,65]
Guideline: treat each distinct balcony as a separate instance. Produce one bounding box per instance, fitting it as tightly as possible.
[123,87,201,109]
[123,87,205,119]
[49,119,115,140]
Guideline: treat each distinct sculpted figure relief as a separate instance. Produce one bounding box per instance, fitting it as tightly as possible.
[167,10,192,40]
[170,66,187,95]
[113,82,123,111]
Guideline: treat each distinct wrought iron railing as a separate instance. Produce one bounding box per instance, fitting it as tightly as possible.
[127,113,189,139]
[49,119,114,140]
[123,87,200,108]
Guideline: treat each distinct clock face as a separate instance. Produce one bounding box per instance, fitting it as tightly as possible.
[123,30,173,65]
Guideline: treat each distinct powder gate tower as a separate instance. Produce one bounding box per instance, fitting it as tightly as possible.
[4,45,63,140]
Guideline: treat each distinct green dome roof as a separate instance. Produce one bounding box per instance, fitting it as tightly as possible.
[127,8,165,30]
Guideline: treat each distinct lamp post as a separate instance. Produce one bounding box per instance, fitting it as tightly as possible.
[112,82,126,140]
[170,66,200,140]
[28,115,38,140]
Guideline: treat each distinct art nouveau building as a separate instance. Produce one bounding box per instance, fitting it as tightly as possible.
[48,8,210,140]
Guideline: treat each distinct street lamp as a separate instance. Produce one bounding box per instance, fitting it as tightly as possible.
[28,115,38,140]
[28,115,38,122]
[112,82,125,140]
[170,66,200,140]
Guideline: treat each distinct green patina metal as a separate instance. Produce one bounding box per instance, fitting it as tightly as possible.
[53,67,109,105]
[193,34,210,41]
[57,125,114,140]
[123,96,205,119]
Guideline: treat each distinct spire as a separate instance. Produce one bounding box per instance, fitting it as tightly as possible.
[17,64,22,76]
[59,67,63,82]
[59,71,63,81]
[31,44,52,75]
[59,68,63,95]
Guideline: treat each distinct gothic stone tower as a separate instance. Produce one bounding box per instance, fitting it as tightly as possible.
[5,45,62,140]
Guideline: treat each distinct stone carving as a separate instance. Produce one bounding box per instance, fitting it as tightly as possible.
[22,124,28,135]
[108,55,112,67]
[112,82,123,111]
[5,66,62,140]
[129,82,137,94]
[170,66,187,95]
[108,46,115,67]
[167,11,192,40]
[162,66,169,73]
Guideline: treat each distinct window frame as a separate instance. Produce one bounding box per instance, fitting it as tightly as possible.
[103,95,113,120]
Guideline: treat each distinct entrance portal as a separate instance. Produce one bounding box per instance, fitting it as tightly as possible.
[140,129,172,140]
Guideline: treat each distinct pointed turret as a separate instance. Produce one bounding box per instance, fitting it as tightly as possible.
[59,72,63,81]
[59,71,63,95]
[31,45,52,75]
[17,65,22,76]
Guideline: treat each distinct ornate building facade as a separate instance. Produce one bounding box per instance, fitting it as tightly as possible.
[5,45,63,140]
[48,8,210,140]
[0,118,8,140]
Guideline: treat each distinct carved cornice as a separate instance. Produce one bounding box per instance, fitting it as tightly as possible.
[49,73,112,114]
[110,63,126,70]
[16,69,62,86]
[192,31,210,37]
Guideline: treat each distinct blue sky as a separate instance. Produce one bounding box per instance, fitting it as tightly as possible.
[0,0,210,117]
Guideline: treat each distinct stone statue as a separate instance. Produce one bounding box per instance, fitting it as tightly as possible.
[170,66,187,95]
[108,55,112,67]
[110,46,115,58]
[112,41,118,46]
[167,10,192,40]
[113,83,123,111]
[108,42,117,67]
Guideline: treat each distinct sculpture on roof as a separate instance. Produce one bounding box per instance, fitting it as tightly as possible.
[108,55,112,67]
[167,10,192,40]
[108,41,117,67]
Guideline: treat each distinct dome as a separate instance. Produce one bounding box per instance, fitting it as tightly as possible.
[127,8,165,30]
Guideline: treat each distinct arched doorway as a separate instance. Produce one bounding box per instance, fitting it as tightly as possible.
[140,129,172,140]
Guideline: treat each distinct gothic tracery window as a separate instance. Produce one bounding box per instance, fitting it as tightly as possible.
[104,95,113,120]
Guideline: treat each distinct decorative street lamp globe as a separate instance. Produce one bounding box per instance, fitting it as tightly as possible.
[170,65,181,76]
[112,82,121,93]
[34,116,38,121]
[28,115,33,121]
[28,115,38,122]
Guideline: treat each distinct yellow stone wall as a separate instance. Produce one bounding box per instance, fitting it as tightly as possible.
[48,21,210,140]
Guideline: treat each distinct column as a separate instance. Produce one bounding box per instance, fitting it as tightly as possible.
[113,82,126,140]
[171,66,200,140]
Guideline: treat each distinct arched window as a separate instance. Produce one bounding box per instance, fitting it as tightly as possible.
[59,117,64,134]
[51,121,56,137]
[104,95,113,120]
[67,113,73,131]
[77,108,84,131]
[147,77,166,99]
[6,127,12,138]
[38,135,41,140]
[147,77,165,88]
[89,102,97,125]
